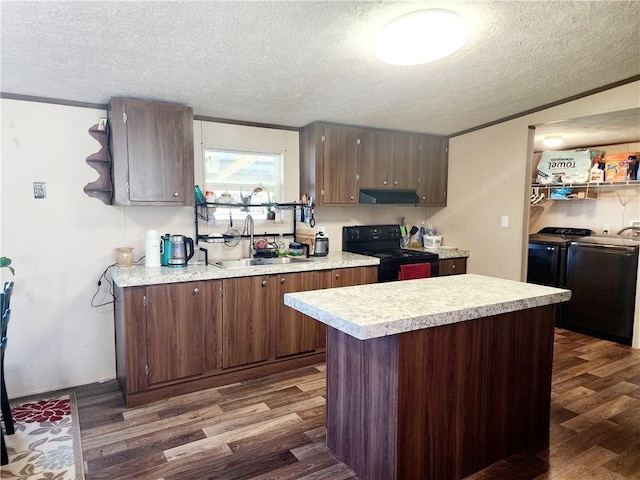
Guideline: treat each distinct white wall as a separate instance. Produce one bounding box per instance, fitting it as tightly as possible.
[1,99,194,397]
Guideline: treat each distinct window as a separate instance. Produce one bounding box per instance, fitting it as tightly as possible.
[204,148,283,222]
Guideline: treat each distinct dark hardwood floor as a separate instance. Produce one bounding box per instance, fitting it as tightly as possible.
[74,328,640,479]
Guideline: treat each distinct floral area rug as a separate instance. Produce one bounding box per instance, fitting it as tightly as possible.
[1,393,84,479]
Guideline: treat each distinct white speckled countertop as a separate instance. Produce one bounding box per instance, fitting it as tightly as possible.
[284,274,571,340]
[111,251,379,287]
[411,247,470,259]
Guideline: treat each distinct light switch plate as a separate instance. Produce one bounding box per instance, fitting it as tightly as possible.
[33,182,46,199]
[501,215,509,228]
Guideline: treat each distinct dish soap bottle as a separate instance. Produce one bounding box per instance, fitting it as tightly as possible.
[418,222,426,247]
[278,234,286,257]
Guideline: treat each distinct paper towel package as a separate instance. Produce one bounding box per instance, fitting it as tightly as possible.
[536,149,601,184]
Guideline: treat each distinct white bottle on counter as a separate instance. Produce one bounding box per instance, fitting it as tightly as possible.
[144,229,161,267]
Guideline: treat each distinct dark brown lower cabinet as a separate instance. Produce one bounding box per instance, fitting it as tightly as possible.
[275,272,319,358]
[222,275,274,368]
[114,266,376,406]
[326,305,556,480]
[145,282,209,385]
[439,257,467,276]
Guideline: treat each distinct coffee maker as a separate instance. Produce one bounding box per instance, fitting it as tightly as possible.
[161,234,194,267]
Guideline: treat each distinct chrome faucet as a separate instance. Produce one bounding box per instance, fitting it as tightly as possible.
[244,214,255,258]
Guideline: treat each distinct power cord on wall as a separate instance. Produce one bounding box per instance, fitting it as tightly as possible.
[91,263,116,307]
[91,255,145,308]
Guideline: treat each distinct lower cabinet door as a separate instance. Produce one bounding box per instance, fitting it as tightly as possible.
[439,258,467,276]
[222,276,273,368]
[275,272,318,358]
[145,282,207,385]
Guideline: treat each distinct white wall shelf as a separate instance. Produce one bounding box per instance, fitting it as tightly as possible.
[531,180,640,206]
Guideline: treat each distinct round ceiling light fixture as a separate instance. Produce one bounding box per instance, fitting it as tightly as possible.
[374,9,469,66]
[543,135,564,148]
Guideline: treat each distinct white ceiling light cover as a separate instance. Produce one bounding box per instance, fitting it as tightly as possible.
[543,135,564,148]
[374,9,470,65]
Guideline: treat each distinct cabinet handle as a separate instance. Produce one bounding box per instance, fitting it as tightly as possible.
[383,181,388,185]
[174,192,180,197]
[350,195,354,200]
[280,278,286,284]
[193,288,200,294]
[262,280,267,287]
[451,265,456,269]
[422,196,426,200]
[393,181,398,185]
[335,273,340,279]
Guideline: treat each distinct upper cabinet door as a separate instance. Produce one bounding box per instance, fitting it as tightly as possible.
[109,98,194,206]
[322,124,360,205]
[391,132,420,189]
[419,135,449,206]
[359,130,392,188]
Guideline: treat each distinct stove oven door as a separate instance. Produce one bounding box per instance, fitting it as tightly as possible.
[378,260,439,283]
[378,264,401,283]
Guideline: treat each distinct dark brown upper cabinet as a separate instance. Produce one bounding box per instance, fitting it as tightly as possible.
[300,122,360,207]
[108,98,194,206]
[301,121,448,207]
[419,135,449,206]
[358,130,420,190]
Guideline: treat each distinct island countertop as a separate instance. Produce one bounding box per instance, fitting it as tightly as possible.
[284,273,571,340]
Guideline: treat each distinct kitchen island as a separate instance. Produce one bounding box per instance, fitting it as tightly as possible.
[284,274,571,480]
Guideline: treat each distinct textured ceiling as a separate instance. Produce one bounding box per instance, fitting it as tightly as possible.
[533,109,640,151]
[1,1,639,137]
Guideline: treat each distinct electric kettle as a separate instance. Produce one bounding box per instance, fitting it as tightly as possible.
[314,232,329,257]
[161,234,194,267]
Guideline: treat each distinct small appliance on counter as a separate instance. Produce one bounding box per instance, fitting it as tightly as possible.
[144,230,161,267]
[313,232,329,256]
[161,234,194,267]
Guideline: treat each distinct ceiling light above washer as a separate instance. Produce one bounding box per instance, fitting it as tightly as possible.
[374,9,469,66]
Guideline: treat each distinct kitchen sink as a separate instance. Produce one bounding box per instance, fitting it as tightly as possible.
[213,257,311,269]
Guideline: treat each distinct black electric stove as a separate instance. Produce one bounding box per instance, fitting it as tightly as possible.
[342,224,439,282]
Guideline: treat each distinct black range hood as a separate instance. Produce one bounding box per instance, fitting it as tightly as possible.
[359,189,419,205]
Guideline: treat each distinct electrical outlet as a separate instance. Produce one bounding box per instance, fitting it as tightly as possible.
[501,215,509,228]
